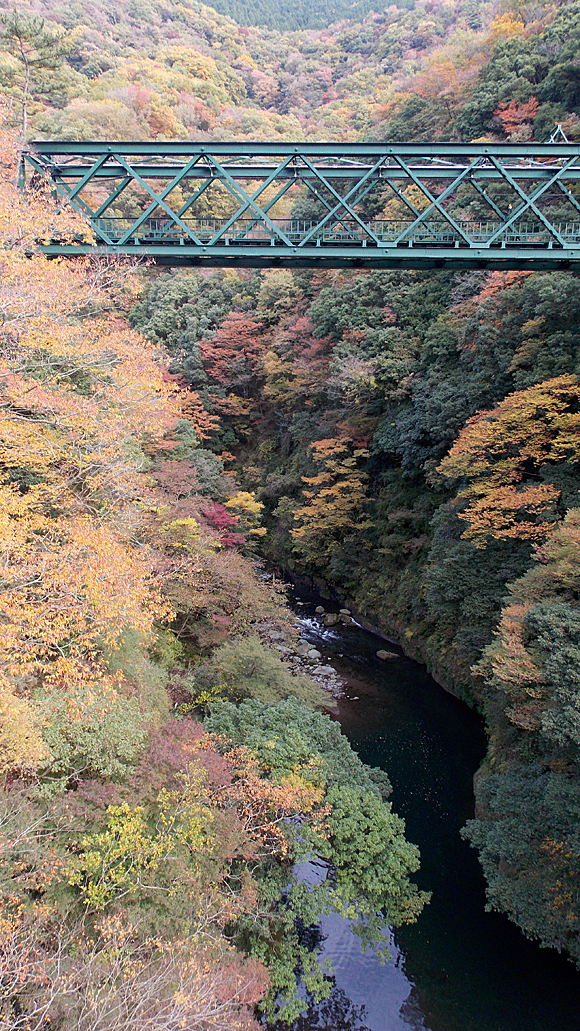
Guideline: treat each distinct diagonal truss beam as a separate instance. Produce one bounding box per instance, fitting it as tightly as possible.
[93,176,132,218]
[235,178,295,240]
[555,180,580,218]
[297,154,389,246]
[176,177,213,218]
[24,151,116,245]
[113,154,206,245]
[204,154,294,247]
[392,155,481,244]
[467,178,507,221]
[23,151,96,218]
[205,153,296,245]
[484,155,580,246]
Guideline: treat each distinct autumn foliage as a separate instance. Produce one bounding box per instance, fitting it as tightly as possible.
[495,96,539,136]
[200,314,266,398]
[476,509,580,732]
[438,376,580,547]
[0,126,182,770]
[0,123,306,1029]
[0,723,273,1030]
[292,437,373,565]
[0,128,281,1028]
[1,125,428,1030]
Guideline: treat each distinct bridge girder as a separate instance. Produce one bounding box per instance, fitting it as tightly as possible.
[21,141,580,271]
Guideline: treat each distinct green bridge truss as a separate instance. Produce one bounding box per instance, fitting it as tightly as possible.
[20,140,580,270]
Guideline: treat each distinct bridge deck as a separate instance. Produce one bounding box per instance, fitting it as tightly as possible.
[21,141,580,270]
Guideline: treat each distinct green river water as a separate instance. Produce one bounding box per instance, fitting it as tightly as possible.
[279,596,580,1031]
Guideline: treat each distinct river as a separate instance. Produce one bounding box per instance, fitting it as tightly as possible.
[275,594,580,1031]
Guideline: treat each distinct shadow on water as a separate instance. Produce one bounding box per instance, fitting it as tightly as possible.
[273,594,580,1031]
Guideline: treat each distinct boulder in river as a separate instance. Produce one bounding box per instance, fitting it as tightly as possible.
[315,605,325,614]
[376,649,398,660]
[307,648,322,659]
[339,608,351,615]
[339,614,354,625]
[323,613,340,627]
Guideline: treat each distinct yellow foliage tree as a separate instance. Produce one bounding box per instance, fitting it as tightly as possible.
[291,437,373,565]
[438,376,580,547]
[225,490,267,537]
[0,124,181,771]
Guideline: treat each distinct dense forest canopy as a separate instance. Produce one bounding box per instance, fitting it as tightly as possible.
[2,0,580,1025]
[206,0,412,32]
[2,0,579,143]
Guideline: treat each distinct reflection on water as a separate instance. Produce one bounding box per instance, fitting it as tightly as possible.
[289,855,428,1031]
[315,915,427,1031]
[285,988,371,1031]
[289,856,428,1030]
[272,598,580,1031]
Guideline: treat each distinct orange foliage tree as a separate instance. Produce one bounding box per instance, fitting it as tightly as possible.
[438,375,580,547]
[262,317,333,412]
[475,508,580,736]
[200,313,266,398]
[495,96,539,137]
[292,437,373,565]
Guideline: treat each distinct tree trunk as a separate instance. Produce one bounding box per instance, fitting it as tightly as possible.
[21,55,30,138]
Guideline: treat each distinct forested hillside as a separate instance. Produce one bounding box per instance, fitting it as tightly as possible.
[0,120,427,1029]
[130,260,580,966]
[3,0,580,143]
[206,0,391,31]
[2,0,580,1022]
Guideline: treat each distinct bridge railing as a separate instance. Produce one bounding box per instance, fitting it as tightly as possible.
[91,216,580,248]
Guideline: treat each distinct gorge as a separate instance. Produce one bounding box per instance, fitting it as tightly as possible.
[1,1,580,1028]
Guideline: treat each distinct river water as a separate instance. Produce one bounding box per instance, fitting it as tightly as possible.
[278,598,580,1031]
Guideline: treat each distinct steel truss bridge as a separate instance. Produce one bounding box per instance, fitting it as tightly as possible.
[20,140,580,270]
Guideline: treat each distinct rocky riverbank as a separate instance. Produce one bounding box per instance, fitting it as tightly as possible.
[251,570,346,700]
